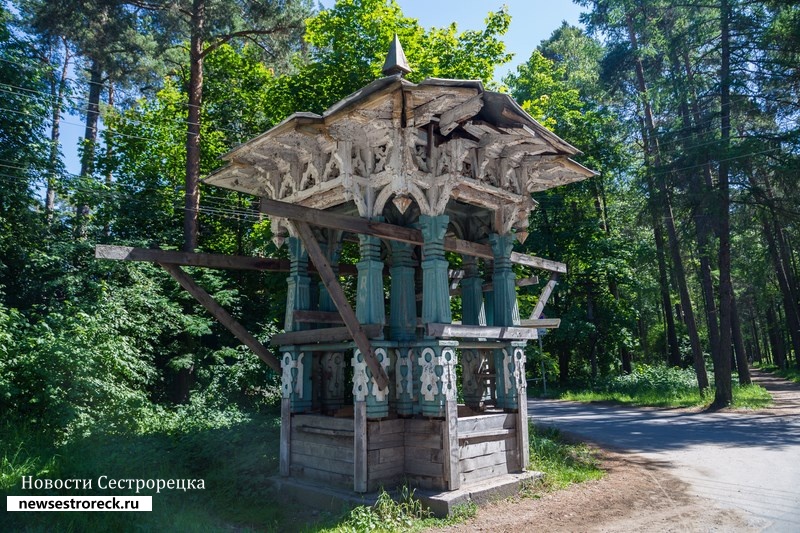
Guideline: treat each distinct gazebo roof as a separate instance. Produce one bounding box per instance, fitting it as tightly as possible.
[205,74,595,235]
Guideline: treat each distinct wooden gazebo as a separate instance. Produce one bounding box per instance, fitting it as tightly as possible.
[203,41,593,496]
[96,38,593,509]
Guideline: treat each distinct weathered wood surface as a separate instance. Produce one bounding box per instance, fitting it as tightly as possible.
[450,276,539,296]
[529,272,559,320]
[443,400,461,490]
[461,461,515,485]
[427,323,557,340]
[439,94,484,136]
[280,398,290,477]
[294,413,355,431]
[460,436,516,460]
[458,428,515,443]
[96,244,359,276]
[258,198,566,272]
[293,310,345,324]
[517,387,530,470]
[457,413,516,435]
[270,324,382,346]
[518,318,562,328]
[97,244,286,271]
[293,440,355,463]
[459,449,512,473]
[354,401,368,493]
[158,262,281,372]
[295,220,389,390]
[290,464,352,488]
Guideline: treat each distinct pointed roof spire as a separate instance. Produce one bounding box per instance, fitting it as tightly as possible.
[382,34,412,77]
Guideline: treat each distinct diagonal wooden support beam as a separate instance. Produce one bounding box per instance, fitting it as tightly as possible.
[158,262,281,372]
[529,272,559,321]
[293,221,390,390]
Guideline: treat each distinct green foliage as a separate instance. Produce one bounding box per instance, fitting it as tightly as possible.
[526,424,603,493]
[1,411,298,532]
[268,0,512,117]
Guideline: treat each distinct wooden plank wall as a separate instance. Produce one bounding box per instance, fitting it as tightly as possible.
[366,419,406,492]
[403,419,446,490]
[457,413,519,485]
[290,415,355,488]
[287,413,520,491]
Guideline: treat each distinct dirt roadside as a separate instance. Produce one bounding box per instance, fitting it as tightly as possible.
[428,447,757,533]
[427,370,800,532]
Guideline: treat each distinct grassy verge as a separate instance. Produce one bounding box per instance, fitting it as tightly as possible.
[551,365,772,409]
[523,424,604,495]
[4,412,602,532]
[755,362,800,384]
[1,411,312,532]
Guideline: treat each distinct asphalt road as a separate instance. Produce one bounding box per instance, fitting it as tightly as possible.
[528,381,800,531]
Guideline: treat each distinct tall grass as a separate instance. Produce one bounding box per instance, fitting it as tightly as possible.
[525,424,603,494]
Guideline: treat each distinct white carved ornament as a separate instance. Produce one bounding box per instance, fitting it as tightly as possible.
[281,352,305,398]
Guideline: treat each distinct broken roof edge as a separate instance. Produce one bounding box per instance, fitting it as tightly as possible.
[563,157,599,178]
[217,111,323,163]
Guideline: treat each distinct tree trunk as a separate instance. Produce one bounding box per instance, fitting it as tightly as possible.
[184,0,205,252]
[559,346,570,385]
[761,213,800,364]
[626,13,707,389]
[731,293,750,384]
[767,304,786,369]
[655,211,681,367]
[713,0,734,408]
[80,59,103,178]
[103,82,114,237]
[45,40,71,223]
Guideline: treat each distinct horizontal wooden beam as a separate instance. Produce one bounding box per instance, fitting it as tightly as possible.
[293,310,344,324]
[260,198,566,273]
[517,318,562,329]
[427,323,557,340]
[97,244,287,271]
[270,324,383,346]
[449,276,539,297]
[158,263,281,372]
[95,244,359,276]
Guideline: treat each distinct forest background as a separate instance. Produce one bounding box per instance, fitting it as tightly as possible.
[1,0,799,528]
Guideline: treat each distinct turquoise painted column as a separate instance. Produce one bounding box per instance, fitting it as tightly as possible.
[356,226,388,419]
[417,215,456,417]
[356,232,386,330]
[420,215,451,328]
[284,236,311,332]
[490,233,523,410]
[317,231,344,413]
[318,230,342,313]
[281,236,313,413]
[461,256,485,410]
[390,241,417,416]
